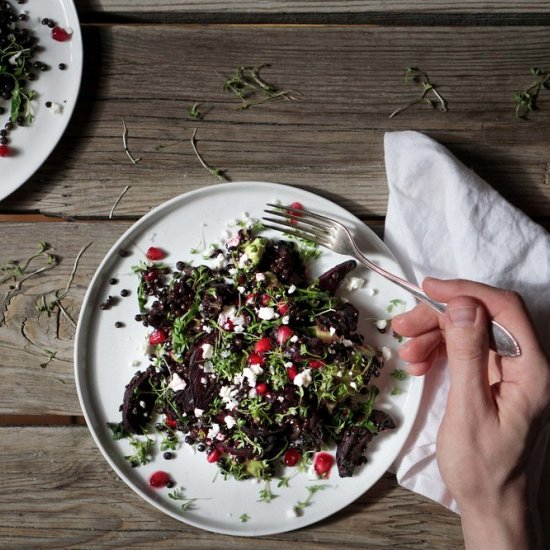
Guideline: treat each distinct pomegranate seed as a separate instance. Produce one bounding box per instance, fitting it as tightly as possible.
[207,448,221,463]
[256,382,268,396]
[146,246,166,261]
[276,325,294,345]
[165,416,177,429]
[149,329,167,345]
[308,359,325,369]
[314,452,334,478]
[245,293,256,305]
[51,26,71,42]
[284,449,301,467]
[0,145,10,157]
[286,363,298,381]
[248,352,265,366]
[149,470,170,488]
[260,293,271,306]
[289,201,304,225]
[277,302,289,315]
[254,337,272,354]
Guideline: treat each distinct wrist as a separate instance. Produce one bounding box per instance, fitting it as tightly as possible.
[458,481,537,550]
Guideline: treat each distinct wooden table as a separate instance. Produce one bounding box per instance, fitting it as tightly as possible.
[2,1,549,547]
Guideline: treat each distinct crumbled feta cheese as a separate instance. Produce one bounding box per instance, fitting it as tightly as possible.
[287,284,296,294]
[286,507,298,518]
[282,315,290,325]
[380,346,392,361]
[243,367,258,385]
[194,408,204,417]
[220,349,231,358]
[289,335,299,343]
[200,377,207,384]
[228,267,238,276]
[203,360,214,373]
[237,286,246,294]
[207,423,220,440]
[255,272,266,282]
[345,276,365,291]
[250,364,264,376]
[226,233,241,247]
[203,325,213,333]
[238,253,250,268]
[258,307,276,320]
[284,361,294,368]
[224,415,237,429]
[139,400,146,408]
[376,319,388,330]
[46,102,63,115]
[329,326,337,336]
[168,373,187,392]
[248,387,258,398]
[201,343,214,359]
[350,381,358,391]
[212,252,226,270]
[342,339,354,348]
[139,339,154,356]
[365,287,376,297]
[294,369,312,388]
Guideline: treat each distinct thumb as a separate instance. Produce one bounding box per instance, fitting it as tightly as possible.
[445,297,493,412]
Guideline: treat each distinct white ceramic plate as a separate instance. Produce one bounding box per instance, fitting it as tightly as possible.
[0,0,82,202]
[75,182,423,536]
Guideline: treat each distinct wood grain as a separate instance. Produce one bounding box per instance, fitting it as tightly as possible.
[0,426,464,548]
[2,25,549,221]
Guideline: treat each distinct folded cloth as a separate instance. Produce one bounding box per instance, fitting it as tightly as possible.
[383,130,550,513]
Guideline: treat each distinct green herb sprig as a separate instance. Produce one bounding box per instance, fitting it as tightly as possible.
[514,67,550,119]
[191,128,228,181]
[222,64,302,110]
[389,67,448,119]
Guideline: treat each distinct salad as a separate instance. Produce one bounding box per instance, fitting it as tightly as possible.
[112,218,395,483]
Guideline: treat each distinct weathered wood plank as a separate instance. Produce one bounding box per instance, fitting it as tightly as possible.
[0,222,132,416]
[2,25,550,220]
[0,426,464,548]
[73,1,550,24]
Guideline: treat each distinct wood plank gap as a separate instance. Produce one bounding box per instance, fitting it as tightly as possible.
[0,415,86,426]
[76,12,550,26]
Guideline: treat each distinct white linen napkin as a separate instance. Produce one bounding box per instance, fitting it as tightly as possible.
[383,130,550,513]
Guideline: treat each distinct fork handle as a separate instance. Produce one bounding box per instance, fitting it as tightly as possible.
[351,246,521,358]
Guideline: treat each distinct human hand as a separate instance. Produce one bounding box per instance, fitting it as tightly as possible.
[391,277,550,549]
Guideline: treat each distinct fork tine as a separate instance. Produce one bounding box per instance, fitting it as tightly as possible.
[263,207,331,233]
[266,203,337,227]
[262,217,331,246]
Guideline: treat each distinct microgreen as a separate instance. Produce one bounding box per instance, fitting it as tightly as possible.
[390,368,408,381]
[188,102,204,120]
[514,67,550,119]
[391,386,404,396]
[258,480,276,503]
[389,67,448,119]
[121,118,142,164]
[222,64,302,110]
[240,513,250,523]
[293,484,327,514]
[40,349,57,369]
[167,488,200,511]
[124,436,154,467]
[107,421,131,440]
[387,298,406,313]
[190,128,228,181]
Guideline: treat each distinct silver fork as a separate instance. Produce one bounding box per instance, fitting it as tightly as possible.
[263,203,521,358]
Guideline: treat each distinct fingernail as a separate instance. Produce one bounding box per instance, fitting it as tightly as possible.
[448,305,477,327]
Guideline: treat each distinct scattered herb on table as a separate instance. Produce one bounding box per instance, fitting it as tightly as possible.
[514,67,550,119]
[389,67,448,119]
[122,118,142,164]
[222,64,302,110]
[109,185,131,219]
[40,349,57,369]
[188,102,204,120]
[190,128,228,181]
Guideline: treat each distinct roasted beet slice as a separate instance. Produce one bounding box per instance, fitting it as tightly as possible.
[121,368,157,434]
[318,260,357,294]
[335,410,396,477]
[335,426,374,477]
